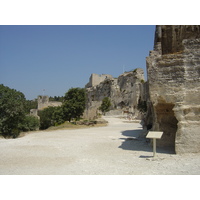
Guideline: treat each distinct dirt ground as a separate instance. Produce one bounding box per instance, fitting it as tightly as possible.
[0,116,200,175]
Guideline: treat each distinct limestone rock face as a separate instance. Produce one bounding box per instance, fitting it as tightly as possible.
[146,25,200,153]
[84,69,145,119]
[154,25,200,54]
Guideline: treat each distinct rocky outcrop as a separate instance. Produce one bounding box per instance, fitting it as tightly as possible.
[146,25,200,153]
[84,68,145,119]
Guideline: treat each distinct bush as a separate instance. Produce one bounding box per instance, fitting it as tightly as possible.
[19,115,40,132]
[24,99,38,114]
[38,107,55,130]
[99,97,111,115]
[38,106,65,129]
[52,106,65,126]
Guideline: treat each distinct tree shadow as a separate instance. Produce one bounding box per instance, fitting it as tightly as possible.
[118,129,175,155]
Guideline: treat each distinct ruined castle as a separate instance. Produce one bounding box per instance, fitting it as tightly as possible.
[85,73,113,88]
[84,69,146,119]
[30,95,62,117]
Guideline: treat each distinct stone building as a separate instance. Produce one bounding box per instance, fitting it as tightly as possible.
[146,25,200,153]
[85,73,113,88]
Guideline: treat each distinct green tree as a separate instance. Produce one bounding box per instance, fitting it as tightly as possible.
[52,106,65,126]
[24,99,38,114]
[99,97,111,115]
[38,107,55,130]
[49,96,64,102]
[62,88,86,122]
[0,84,26,138]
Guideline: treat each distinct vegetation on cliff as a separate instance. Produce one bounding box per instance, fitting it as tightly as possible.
[99,97,111,115]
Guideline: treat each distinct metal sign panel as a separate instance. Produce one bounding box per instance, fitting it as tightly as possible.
[146,131,163,139]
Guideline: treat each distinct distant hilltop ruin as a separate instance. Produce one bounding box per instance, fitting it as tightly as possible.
[30,95,62,117]
[85,73,113,88]
[37,95,62,110]
[84,68,146,119]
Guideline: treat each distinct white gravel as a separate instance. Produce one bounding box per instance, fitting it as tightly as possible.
[0,116,200,175]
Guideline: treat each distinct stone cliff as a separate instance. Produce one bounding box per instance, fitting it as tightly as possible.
[84,69,145,119]
[146,25,200,153]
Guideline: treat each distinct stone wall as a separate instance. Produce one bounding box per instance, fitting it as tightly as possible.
[37,95,62,110]
[85,73,113,88]
[146,25,200,153]
[30,95,62,117]
[84,68,145,119]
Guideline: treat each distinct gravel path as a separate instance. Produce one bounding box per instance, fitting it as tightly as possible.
[0,116,200,175]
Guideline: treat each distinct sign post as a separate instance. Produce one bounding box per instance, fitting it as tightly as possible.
[146,131,163,157]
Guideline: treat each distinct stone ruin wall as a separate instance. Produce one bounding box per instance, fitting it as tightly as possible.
[30,95,62,117]
[37,95,62,110]
[146,25,200,154]
[84,68,146,119]
[85,73,113,88]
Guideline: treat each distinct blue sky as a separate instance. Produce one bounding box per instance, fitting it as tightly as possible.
[0,25,155,100]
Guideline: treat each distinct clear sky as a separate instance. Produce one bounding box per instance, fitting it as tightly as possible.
[0,25,155,100]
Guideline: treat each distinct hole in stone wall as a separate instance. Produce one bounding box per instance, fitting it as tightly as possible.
[118,101,126,109]
[155,102,178,152]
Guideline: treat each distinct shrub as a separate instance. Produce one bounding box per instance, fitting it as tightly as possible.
[38,107,55,130]
[24,99,38,114]
[19,115,40,132]
[52,106,65,126]
[38,106,65,129]
[99,97,111,115]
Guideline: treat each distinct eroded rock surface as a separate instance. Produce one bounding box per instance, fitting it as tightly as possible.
[84,69,145,119]
[146,25,200,153]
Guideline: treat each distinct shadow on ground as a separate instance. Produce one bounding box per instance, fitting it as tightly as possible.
[118,129,175,155]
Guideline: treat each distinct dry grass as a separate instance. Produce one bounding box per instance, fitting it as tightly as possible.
[46,121,107,131]
[0,120,108,139]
